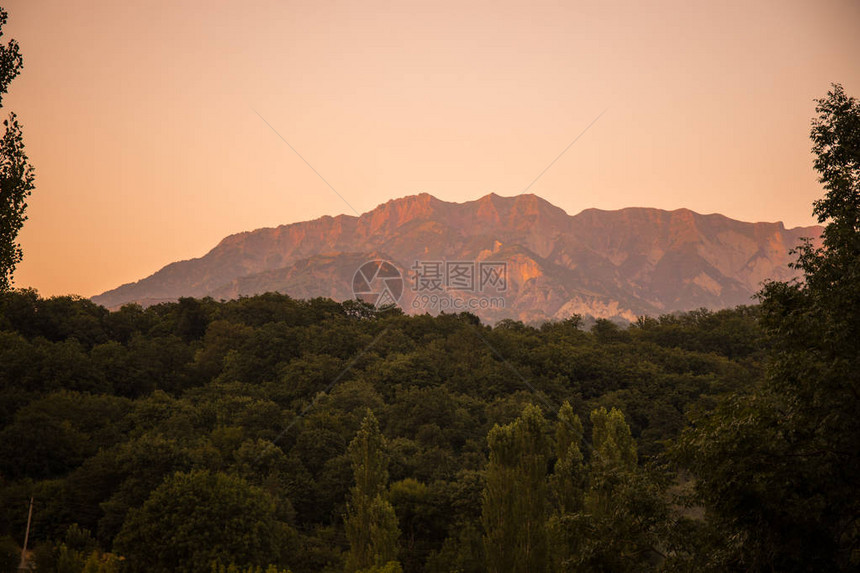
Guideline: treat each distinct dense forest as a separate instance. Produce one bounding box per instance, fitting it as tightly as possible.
[0,287,764,572]
[0,73,858,573]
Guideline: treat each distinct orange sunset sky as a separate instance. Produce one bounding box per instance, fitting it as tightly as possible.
[4,0,860,297]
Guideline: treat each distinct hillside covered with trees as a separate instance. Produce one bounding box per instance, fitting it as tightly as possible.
[0,288,765,572]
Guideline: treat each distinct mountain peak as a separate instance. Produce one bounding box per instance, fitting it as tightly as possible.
[372,192,447,215]
[358,193,445,236]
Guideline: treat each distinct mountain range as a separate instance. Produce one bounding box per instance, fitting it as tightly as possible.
[92,193,822,323]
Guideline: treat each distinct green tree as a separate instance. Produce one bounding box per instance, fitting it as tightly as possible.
[481,404,550,573]
[0,6,33,291]
[588,406,638,497]
[547,402,584,571]
[388,478,431,572]
[570,407,665,572]
[677,84,860,571]
[344,410,401,573]
[550,401,585,515]
[114,470,295,573]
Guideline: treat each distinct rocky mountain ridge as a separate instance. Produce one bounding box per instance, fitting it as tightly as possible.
[92,193,822,323]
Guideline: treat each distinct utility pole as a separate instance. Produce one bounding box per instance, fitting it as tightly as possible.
[18,497,33,572]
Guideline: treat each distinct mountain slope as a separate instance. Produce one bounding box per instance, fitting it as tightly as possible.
[92,193,821,322]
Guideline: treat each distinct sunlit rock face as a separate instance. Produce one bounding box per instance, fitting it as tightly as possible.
[93,193,821,324]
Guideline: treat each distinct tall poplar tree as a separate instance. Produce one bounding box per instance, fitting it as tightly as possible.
[0,6,33,291]
[575,407,665,571]
[551,401,585,515]
[547,401,585,572]
[481,404,550,573]
[344,410,401,573]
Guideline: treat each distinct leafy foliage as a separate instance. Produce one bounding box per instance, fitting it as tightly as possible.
[0,7,32,291]
[114,470,295,573]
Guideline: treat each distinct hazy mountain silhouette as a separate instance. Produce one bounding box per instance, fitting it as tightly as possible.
[92,193,821,323]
